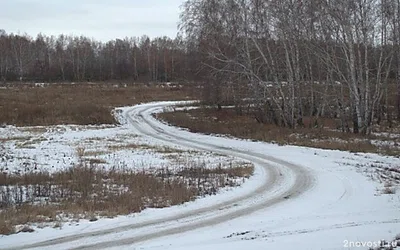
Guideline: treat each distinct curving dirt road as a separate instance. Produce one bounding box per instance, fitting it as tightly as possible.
[5,102,314,250]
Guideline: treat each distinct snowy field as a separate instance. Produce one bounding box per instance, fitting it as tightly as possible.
[0,122,240,176]
[1,101,400,250]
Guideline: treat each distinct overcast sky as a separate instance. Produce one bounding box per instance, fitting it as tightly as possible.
[1,0,185,41]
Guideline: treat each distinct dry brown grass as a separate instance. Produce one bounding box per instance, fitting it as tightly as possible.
[0,160,253,235]
[108,143,185,154]
[158,107,400,155]
[0,82,197,126]
[0,205,58,235]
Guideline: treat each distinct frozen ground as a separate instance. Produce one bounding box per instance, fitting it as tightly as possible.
[1,101,400,250]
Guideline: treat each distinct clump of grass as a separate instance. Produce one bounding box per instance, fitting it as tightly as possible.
[108,143,184,154]
[383,187,396,194]
[0,221,14,235]
[382,182,396,194]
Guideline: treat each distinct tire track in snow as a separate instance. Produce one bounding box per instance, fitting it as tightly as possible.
[6,102,314,250]
[233,219,400,240]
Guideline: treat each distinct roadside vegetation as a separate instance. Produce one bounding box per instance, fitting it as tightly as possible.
[158,105,400,156]
[0,156,253,235]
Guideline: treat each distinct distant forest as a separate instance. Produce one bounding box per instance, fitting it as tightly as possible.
[0,29,200,82]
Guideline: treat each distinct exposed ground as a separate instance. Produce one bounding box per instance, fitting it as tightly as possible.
[0,82,197,126]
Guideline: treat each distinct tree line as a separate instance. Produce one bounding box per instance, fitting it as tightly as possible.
[0,30,199,83]
[180,0,400,134]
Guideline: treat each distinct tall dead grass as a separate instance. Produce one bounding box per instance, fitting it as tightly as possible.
[0,83,196,126]
[158,107,400,155]
[0,160,253,235]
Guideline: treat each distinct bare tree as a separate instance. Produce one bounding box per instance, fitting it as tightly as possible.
[180,0,397,134]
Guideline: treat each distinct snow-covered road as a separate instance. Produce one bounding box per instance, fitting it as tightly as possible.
[2,101,400,250]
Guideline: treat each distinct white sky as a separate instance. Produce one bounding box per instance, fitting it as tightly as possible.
[1,0,185,41]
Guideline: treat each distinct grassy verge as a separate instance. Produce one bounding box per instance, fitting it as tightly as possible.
[158,107,400,156]
[0,82,196,126]
[0,161,253,235]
